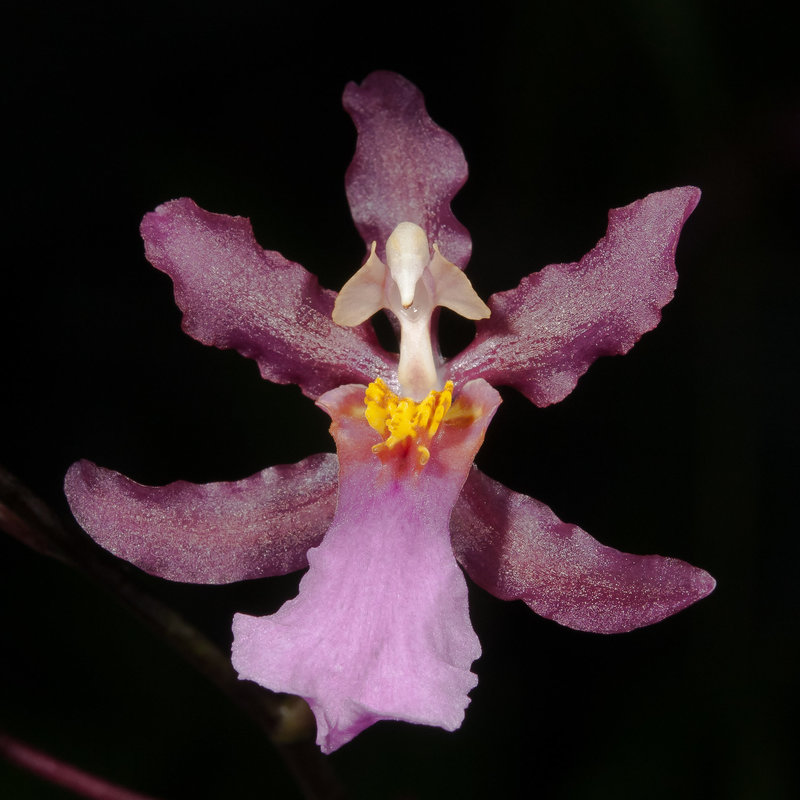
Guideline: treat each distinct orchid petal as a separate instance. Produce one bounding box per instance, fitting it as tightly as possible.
[64,454,338,583]
[233,379,501,752]
[343,71,472,269]
[451,467,715,633]
[447,188,700,405]
[141,198,394,399]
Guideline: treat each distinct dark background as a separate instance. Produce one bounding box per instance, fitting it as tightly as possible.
[2,1,796,797]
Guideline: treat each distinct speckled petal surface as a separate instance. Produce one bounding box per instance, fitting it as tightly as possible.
[64,454,338,583]
[447,188,700,405]
[343,71,472,268]
[141,198,394,400]
[233,380,500,752]
[451,467,715,633]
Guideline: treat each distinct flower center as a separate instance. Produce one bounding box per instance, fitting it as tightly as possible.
[364,377,454,466]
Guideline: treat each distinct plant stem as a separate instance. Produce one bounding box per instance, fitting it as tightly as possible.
[0,730,160,800]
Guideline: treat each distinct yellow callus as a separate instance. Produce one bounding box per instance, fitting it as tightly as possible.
[364,377,454,465]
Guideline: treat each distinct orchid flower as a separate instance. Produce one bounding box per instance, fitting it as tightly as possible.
[65,71,715,754]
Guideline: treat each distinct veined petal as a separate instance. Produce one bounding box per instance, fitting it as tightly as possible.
[233,380,501,753]
[343,71,472,269]
[447,188,700,405]
[141,198,394,400]
[64,454,338,583]
[451,467,715,634]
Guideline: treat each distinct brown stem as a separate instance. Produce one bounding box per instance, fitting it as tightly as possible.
[0,465,346,800]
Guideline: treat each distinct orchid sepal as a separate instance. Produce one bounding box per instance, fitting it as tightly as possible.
[452,467,716,633]
[64,454,338,583]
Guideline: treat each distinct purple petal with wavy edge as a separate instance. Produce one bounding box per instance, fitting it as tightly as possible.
[233,379,501,752]
[450,467,715,633]
[343,71,472,268]
[141,198,395,400]
[65,454,338,584]
[447,187,701,405]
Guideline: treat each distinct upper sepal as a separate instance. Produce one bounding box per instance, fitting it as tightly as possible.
[343,71,472,269]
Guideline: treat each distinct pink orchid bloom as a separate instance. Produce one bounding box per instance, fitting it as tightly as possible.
[65,71,715,754]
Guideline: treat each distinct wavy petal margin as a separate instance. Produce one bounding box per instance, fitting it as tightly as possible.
[233,380,500,752]
[141,198,394,399]
[447,187,700,405]
[64,454,338,583]
[451,467,715,633]
[343,71,472,268]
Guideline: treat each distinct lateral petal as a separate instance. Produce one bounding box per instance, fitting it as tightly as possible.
[343,71,472,269]
[451,467,715,633]
[64,454,338,583]
[141,198,394,399]
[233,380,500,752]
[447,188,700,405]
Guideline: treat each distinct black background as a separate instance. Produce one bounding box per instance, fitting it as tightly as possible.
[2,1,796,798]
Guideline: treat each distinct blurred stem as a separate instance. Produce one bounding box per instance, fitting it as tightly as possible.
[0,731,159,800]
[0,465,345,800]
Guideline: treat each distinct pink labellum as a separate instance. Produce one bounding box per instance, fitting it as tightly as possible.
[233,380,500,752]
